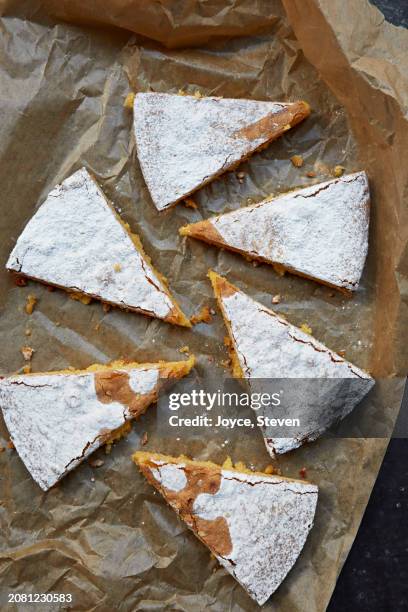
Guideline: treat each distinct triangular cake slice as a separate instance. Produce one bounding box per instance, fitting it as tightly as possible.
[134,93,310,211]
[0,357,194,490]
[181,172,370,292]
[133,452,318,605]
[6,168,190,326]
[209,272,374,455]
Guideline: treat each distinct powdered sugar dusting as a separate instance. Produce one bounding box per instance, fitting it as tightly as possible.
[128,368,159,396]
[221,289,372,379]
[210,172,370,290]
[219,286,374,455]
[0,366,163,490]
[195,468,317,605]
[150,462,188,492]
[144,458,318,605]
[6,168,174,320]
[134,93,301,210]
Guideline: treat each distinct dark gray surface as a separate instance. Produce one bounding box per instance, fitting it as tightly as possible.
[370,0,408,27]
[328,438,408,612]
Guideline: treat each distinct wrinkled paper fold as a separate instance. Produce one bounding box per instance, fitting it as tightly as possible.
[0,0,406,610]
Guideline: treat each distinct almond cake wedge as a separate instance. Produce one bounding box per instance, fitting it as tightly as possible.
[181,172,370,293]
[6,168,190,327]
[209,271,374,455]
[133,451,318,605]
[134,93,310,211]
[0,357,194,490]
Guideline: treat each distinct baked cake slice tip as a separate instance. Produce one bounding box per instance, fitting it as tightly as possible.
[209,271,374,455]
[6,168,190,327]
[134,92,310,211]
[182,172,370,292]
[133,452,318,605]
[0,357,194,490]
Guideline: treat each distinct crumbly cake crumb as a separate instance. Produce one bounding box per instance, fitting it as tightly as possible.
[20,346,34,361]
[291,154,304,167]
[25,294,37,315]
[190,305,213,325]
[184,197,198,209]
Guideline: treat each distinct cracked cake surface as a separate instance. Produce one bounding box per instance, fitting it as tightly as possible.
[209,272,374,455]
[0,357,194,490]
[6,168,190,326]
[181,172,370,292]
[133,451,318,605]
[134,93,310,211]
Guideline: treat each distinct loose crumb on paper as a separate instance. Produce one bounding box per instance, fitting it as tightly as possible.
[300,323,312,335]
[14,276,27,287]
[25,294,37,315]
[190,305,213,325]
[21,346,34,361]
[184,197,198,209]
[290,155,304,168]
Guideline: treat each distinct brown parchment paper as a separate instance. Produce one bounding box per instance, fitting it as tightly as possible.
[0,1,407,610]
